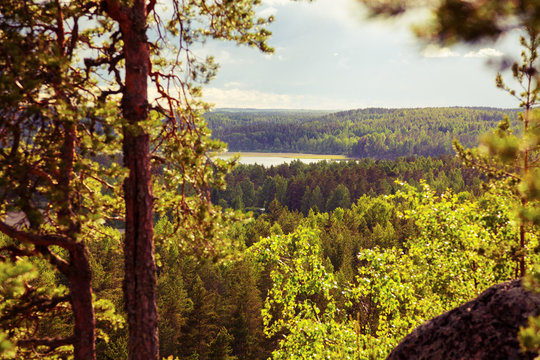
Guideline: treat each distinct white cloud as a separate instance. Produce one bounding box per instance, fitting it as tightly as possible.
[310,0,365,29]
[421,45,503,59]
[190,47,249,65]
[204,87,293,108]
[421,44,459,58]
[203,87,362,110]
[258,6,277,18]
[212,50,241,64]
[262,0,366,29]
[464,48,504,58]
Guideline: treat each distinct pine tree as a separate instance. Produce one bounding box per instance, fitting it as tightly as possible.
[454,27,540,277]
[179,275,220,360]
[157,242,193,358]
[207,328,237,360]
[222,261,266,359]
[1,1,275,358]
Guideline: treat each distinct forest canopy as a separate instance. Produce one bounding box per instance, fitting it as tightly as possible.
[1,0,540,359]
[205,107,518,158]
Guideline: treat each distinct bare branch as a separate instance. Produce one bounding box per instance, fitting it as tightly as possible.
[67,15,79,57]
[147,0,157,14]
[85,173,116,191]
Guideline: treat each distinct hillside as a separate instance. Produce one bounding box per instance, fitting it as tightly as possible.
[205,107,518,158]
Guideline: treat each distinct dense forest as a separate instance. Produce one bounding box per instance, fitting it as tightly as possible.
[2,142,535,359]
[205,107,518,158]
[2,0,540,359]
[2,156,522,359]
[211,156,484,213]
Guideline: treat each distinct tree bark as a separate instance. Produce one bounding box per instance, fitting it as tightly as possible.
[67,243,96,360]
[0,224,96,360]
[60,120,96,360]
[106,0,159,358]
[57,120,96,359]
[122,127,158,360]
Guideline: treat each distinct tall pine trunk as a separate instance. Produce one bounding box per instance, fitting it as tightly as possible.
[113,0,159,358]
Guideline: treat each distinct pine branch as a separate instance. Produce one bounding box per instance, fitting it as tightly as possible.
[0,221,76,251]
[1,294,70,324]
[17,335,75,350]
[0,245,39,261]
[35,245,71,275]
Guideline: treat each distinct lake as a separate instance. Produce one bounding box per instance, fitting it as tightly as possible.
[216,152,348,166]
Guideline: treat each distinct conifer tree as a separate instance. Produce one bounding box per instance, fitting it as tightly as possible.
[0,3,123,357]
[1,0,275,358]
[454,26,540,277]
[179,275,220,360]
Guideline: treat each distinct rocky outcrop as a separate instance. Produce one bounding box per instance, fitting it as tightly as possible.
[387,280,540,360]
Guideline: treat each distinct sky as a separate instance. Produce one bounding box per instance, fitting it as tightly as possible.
[199,0,523,111]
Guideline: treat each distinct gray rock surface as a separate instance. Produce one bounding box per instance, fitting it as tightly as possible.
[387,280,540,360]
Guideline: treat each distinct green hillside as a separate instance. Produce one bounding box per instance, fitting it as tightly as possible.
[206,107,518,158]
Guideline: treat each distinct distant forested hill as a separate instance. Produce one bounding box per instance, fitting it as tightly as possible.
[205,107,518,158]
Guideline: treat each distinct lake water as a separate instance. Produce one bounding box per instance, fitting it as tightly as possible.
[217,152,347,166]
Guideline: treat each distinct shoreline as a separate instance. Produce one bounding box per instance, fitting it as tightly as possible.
[215,151,349,160]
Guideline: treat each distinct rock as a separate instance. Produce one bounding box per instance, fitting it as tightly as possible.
[387,279,540,360]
